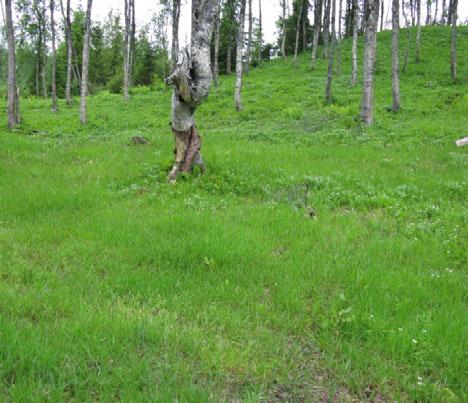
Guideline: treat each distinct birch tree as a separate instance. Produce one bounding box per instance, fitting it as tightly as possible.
[322,0,331,58]
[6,0,20,129]
[59,0,73,105]
[450,0,458,81]
[391,0,400,111]
[245,0,252,73]
[351,0,358,85]
[294,0,303,66]
[165,0,218,182]
[235,0,247,110]
[50,0,58,112]
[311,0,322,68]
[80,0,92,124]
[325,0,336,103]
[360,0,379,125]
[213,0,221,86]
[337,0,343,74]
[171,0,181,68]
[123,0,135,102]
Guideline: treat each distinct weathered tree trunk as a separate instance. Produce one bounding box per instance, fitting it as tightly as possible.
[325,0,336,103]
[166,0,218,182]
[60,0,73,106]
[80,0,93,124]
[6,0,19,129]
[213,0,221,86]
[323,0,331,58]
[391,0,400,111]
[246,0,252,73]
[281,0,286,59]
[258,0,262,63]
[50,0,58,112]
[450,0,458,81]
[294,0,303,66]
[415,0,421,61]
[433,0,438,24]
[311,0,322,68]
[235,0,247,110]
[360,0,379,125]
[172,0,181,68]
[351,0,358,85]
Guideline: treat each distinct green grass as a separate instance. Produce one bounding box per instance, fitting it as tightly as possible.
[0,26,467,401]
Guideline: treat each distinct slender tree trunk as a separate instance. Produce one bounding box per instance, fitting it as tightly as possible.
[227,37,232,73]
[391,0,400,111]
[246,0,252,73]
[60,0,73,105]
[213,0,221,86]
[426,0,431,25]
[42,65,47,99]
[361,0,379,125]
[380,0,384,31]
[337,0,343,74]
[325,0,336,103]
[6,0,19,129]
[50,0,58,112]
[311,0,322,68]
[80,0,93,124]
[235,0,247,110]
[123,0,134,102]
[415,0,421,61]
[351,0,358,85]
[258,0,262,63]
[281,0,286,59]
[172,0,181,68]
[166,0,218,182]
[410,0,415,25]
[441,0,446,24]
[294,0,303,66]
[433,0,438,24]
[401,0,411,72]
[302,2,307,51]
[129,0,135,87]
[450,0,458,81]
[323,0,331,58]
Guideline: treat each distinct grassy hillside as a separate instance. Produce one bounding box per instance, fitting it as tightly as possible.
[1,26,467,401]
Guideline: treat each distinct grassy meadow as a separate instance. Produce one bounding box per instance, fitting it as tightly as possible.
[0,26,467,401]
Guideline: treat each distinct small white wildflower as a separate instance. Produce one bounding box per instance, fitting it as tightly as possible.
[446,268,454,273]
[398,328,403,332]
[412,339,418,344]
[370,315,374,319]
[417,381,424,386]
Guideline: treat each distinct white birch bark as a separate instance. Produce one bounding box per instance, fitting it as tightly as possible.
[213,0,221,86]
[391,0,400,111]
[311,0,322,68]
[281,0,286,59]
[351,0,358,85]
[235,0,247,110]
[294,0,303,66]
[325,0,336,103]
[80,0,93,124]
[60,0,73,105]
[360,0,379,125]
[166,0,218,181]
[50,0,58,112]
[246,0,252,73]
[172,0,181,68]
[6,0,19,129]
[258,0,262,64]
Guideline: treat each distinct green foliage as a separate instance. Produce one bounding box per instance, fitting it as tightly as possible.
[0,26,467,401]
